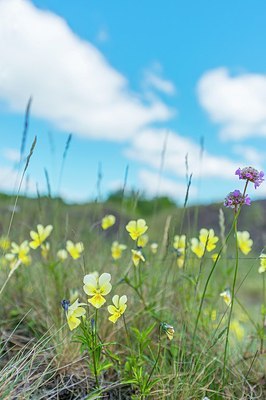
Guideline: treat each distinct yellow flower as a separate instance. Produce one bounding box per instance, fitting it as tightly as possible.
[137,234,149,248]
[191,238,205,258]
[230,320,244,341]
[57,249,68,261]
[126,219,148,240]
[66,240,84,260]
[220,289,231,307]
[108,295,127,323]
[199,228,219,252]
[41,242,50,260]
[0,236,10,251]
[211,309,217,322]
[66,299,86,331]
[161,322,175,340]
[83,272,112,308]
[131,249,145,267]
[176,250,185,268]
[259,253,266,273]
[111,241,127,260]
[5,241,31,266]
[236,231,253,255]
[150,242,158,254]
[101,215,116,230]
[29,224,53,249]
[173,235,186,267]
[211,253,220,262]
[173,235,186,250]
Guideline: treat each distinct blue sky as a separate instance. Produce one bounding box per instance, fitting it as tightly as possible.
[0,0,266,204]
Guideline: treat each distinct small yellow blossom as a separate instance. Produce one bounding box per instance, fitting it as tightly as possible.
[126,219,148,241]
[211,253,220,262]
[0,236,10,251]
[108,295,127,323]
[66,299,86,331]
[5,241,31,267]
[131,249,145,267]
[66,240,84,260]
[83,272,112,308]
[220,289,231,307]
[57,249,68,261]
[211,309,217,322]
[237,231,253,255]
[259,253,266,273]
[173,235,186,250]
[230,320,244,341]
[101,215,116,230]
[111,241,127,260]
[161,322,175,340]
[173,235,186,267]
[199,228,219,252]
[137,234,149,248]
[176,249,185,268]
[41,242,50,260]
[29,224,53,249]
[150,242,158,254]
[191,238,205,258]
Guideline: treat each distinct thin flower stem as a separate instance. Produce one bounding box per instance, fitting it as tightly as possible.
[192,181,249,350]
[145,325,161,389]
[92,309,99,388]
[192,216,237,348]
[261,273,265,353]
[0,259,21,298]
[194,235,209,296]
[222,216,239,384]
[122,314,131,349]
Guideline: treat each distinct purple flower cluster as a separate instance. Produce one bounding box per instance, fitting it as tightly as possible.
[224,190,251,211]
[235,167,264,189]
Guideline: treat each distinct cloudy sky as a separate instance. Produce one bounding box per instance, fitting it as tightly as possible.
[0,0,266,204]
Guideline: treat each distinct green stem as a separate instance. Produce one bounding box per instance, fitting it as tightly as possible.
[222,215,239,384]
[123,314,131,349]
[192,217,236,348]
[92,310,99,388]
[261,273,265,353]
[145,326,161,389]
[0,259,21,298]
[194,235,209,296]
[192,181,249,350]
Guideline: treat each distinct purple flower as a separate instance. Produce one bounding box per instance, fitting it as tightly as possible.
[235,167,264,189]
[224,190,251,211]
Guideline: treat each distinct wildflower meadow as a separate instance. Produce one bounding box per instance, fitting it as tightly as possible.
[0,144,265,399]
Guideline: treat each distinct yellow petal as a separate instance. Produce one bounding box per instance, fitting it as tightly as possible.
[108,313,120,323]
[107,305,117,314]
[67,315,81,331]
[88,294,106,308]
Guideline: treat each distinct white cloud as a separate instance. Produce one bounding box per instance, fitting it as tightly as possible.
[138,169,197,200]
[0,0,174,141]
[197,68,266,140]
[144,72,175,95]
[2,148,20,163]
[125,128,239,179]
[232,145,265,165]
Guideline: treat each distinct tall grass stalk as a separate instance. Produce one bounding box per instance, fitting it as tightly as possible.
[222,215,239,383]
[7,136,37,239]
